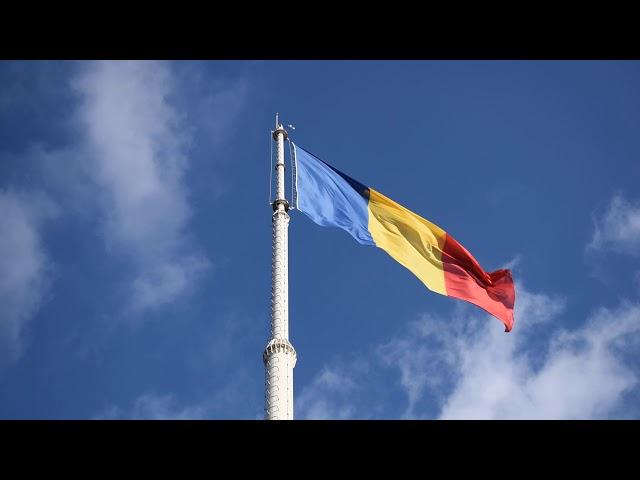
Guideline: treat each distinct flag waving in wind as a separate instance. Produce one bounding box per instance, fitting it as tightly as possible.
[291,143,516,332]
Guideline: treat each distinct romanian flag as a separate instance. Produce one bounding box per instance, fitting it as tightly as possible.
[292,144,516,332]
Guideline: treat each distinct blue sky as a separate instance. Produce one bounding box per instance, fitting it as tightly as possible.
[1,60,640,419]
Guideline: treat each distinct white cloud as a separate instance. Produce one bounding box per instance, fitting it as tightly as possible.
[1,61,249,341]
[297,367,359,420]
[381,287,640,419]
[375,288,566,419]
[95,393,206,420]
[588,193,640,256]
[173,63,249,148]
[298,285,640,419]
[501,254,521,270]
[438,300,640,419]
[71,61,211,313]
[0,190,55,363]
[94,367,260,420]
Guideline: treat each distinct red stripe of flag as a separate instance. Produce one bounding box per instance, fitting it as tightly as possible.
[441,233,516,332]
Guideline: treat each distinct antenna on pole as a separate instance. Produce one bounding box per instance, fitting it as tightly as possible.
[275,112,280,129]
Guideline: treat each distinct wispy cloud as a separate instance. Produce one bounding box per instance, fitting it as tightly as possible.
[0,62,250,366]
[435,297,639,419]
[95,393,207,420]
[94,366,261,420]
[298,284,640,419]
[379,286,569,419]
[502,254,521,270]
[71,61,210,314]
[297,367,360,420]
[172,63,249,148]
[0,190,56,364]
[588,193,640,257]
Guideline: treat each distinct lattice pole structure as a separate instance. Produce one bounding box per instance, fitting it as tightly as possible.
[263,114,297,420]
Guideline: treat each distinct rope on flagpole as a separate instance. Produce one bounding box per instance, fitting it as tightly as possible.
[288,138,297,210]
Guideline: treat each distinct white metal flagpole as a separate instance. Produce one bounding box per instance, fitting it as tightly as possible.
[263,113,297,420]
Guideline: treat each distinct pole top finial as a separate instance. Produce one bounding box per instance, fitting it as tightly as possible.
[273,112,288,140]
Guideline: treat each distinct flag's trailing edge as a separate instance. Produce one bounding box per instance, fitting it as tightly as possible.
[291,143,516,332]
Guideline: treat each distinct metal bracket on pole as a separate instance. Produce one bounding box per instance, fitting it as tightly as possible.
[272,199,290,212]
[273,127,288,141]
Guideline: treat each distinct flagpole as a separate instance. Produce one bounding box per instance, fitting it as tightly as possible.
[263,113,297,420]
